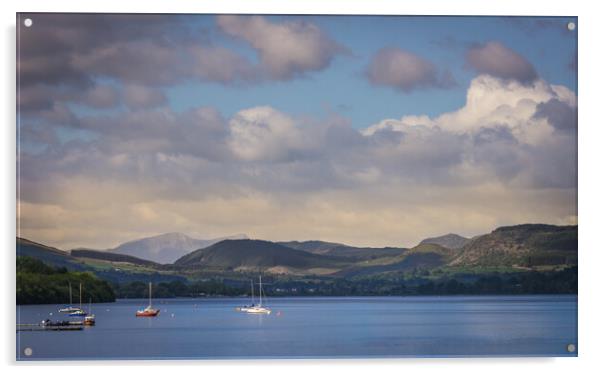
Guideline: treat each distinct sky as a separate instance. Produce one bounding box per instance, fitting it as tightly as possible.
[17,14,578,249]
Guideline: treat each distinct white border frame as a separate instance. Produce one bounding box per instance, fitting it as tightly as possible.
[3,1,600,373]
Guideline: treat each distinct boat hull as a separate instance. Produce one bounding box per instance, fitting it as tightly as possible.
[59,307,82,313]
[68,311,87,317]
[84,315,96,325]
[136,309,160,317]
[244,307,271,314]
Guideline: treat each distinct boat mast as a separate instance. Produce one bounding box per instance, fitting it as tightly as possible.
[79,283,82,310]
[251,279,255,304]
[149,282,152,308]
[69,282,73,305]
[259,276,262,306]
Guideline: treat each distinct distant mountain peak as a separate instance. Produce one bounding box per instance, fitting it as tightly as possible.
[111,232,249,264]
[419,233,469,250]
[120,232,193,244]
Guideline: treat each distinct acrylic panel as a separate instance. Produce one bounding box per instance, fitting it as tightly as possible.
[16,13,578,360]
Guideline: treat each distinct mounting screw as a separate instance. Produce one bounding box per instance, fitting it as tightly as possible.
[24,18,33,27]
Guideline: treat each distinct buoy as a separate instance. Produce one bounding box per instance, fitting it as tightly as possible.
[49,312,53,316]
[171,313,175,318]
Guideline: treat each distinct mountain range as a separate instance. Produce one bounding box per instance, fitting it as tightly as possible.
[78,232,248,264]
[17,224,577,282]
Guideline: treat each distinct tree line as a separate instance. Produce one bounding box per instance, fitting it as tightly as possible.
[112,267,577,298]
[113,279,245,298]
[17,257,116,305]
[17,256,577,303]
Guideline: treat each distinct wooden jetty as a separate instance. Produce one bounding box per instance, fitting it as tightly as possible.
[17,323,83,332]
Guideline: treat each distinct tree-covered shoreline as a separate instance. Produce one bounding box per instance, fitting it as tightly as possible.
[17,257,116,305]
[17,256,576,304]
[112,267,576,299]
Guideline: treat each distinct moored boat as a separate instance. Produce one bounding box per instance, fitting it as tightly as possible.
[60,306,82,313]
[59,282,83,313]
[136,282,160,317]
[68,283,87,317]
[84,298,95,325]
[242,276,271,315]
[68,309,87,317]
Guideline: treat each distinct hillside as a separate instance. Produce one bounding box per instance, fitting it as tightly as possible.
[279,240,406,260]
[336,243,452,277]
[174,239,347,274]
[17,256,116,305]
[450,224,577,267]
[419,233,469,249]
[17,237,185,284]
[70,249,159,267]
[17,237,88,271]
[111,232,248,264]
[279,240,344,254]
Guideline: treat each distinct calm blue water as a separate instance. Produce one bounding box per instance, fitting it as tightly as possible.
[16,295,577,360]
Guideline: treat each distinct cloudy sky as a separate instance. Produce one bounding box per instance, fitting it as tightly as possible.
[17,14,577,249]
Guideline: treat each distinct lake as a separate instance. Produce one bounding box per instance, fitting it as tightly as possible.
[16,295,577,360]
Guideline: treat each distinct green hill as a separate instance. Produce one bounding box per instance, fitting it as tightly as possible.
[279,240,406,260]
[419,233,469,249]
[17,237,88,271]
[450,224,577,267]
[174,239,348,273]
[70,249,160,267]
[335,243,451,277]
[17,237,185,284]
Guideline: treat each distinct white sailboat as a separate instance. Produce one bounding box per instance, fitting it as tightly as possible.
[243,276,271,314]
[68,283,87,316]
[59,282,83,313]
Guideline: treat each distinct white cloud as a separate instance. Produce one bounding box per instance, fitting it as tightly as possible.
[364,74,576,145]
[227,106,317,162]
[217,15,346,80]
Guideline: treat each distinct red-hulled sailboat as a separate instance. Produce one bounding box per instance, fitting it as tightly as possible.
[136,282,160,317]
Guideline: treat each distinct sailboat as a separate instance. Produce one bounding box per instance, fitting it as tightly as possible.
[84,298,96,326]
[59,282,83,313]
[136,282,160,317]
[243,276,271,314]
[68,283,87,317]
